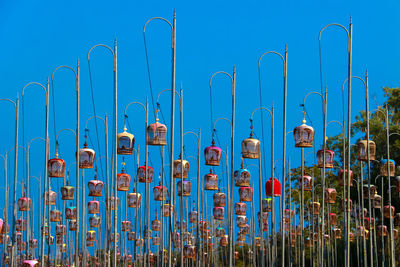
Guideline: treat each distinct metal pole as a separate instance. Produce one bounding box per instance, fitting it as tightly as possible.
[11,96,19,267]
[301,146,305,267]
[113,39,118,267]
[82,169,87,266]
[74,61,80,267]
[105,113,111,267]
[386,108,395,267]
[281,44,288,267]
[168,10,177,267]
[230,66,236,267]
[346,18,353,267]
[320,89,327,267]
[196,129,201,267]
[365,70,374,267]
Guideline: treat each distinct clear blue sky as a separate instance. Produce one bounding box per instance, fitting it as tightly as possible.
[0,0,399,255]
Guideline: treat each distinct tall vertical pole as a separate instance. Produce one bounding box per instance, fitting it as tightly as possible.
[113,39,118,267]
[270,106,275,266]
[346,18,353,267]
[26,144,30,258]
[320,89,327,267]
[196,129,201,267]
[300,146,305,267]
[229,66,236,267]
[144,98,149,267]
[179,86,184,267]
[258,151,264,267]
[168,11,177,267]
[82,169,87,266]
[3,153,7,262]
[365,70,374,267]
[75,60,80,267]
[386,108,395,267]
[105,113,111,267]
[11,96,19,267]
[281,44,288,267]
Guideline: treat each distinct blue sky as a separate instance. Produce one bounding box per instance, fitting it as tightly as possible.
[0,0,399,256]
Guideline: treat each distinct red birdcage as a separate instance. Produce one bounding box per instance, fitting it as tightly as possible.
[234,163,251,187]
[317,149,335,168]
[239,187,253,202]
[88,180,103,197]
[147,117,167,146]
[65,206,77,220]
[18,197,31,211]
[204,169,218,190]
[89,215,101,228]
[117,166,131,191]
[88,200,100,214]
[137,165,154,183]
[48,153,66,178]
[298,175,312,191]
[153,183,167,201]
[235,202,247,215]
[293,117,314,148]
[79,142,95,169]
[204,139,222,166]
[265,178,281,197]
[213,207,225,220]
[213,191,226,207]
[236,215,247,228]
[50,209,61,222]
[177,180,192,196]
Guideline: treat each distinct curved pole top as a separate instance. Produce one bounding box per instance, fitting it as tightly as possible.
[56,128,77,140]
[143,17,173,32]
[0,153,6,161]
[9,145,26,154]
[157,89,180,104]
[374,175,382,184]
[124,101,146,116]
[258,51,285,67]
[246,163,260,170]
[302,91,326,107]
[327,120,344,130]
[250,106,272,121]
[186,155,197,162]
[30,176,40,183]
[51,65,77,81]
[87,44,114,61]
[183,131,199,140]
[209,71,233,88]
[341,76,366,92]
[213,117,232,131]
[389,132,400,138]
[318,23,350,40]
[22,81,47,96]
[286,130,293,136]
[27,137,46,148]
[85,115,106,130]
[370,107,386,118]
[0,98,16,107]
